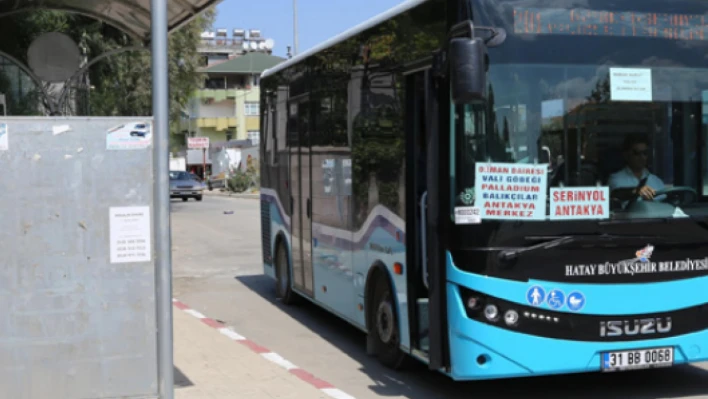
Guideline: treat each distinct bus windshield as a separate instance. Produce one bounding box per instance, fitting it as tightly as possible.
[454,0,708,223]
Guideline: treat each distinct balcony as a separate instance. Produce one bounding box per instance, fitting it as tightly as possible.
[196,117,237,131]
[196,89,234,101]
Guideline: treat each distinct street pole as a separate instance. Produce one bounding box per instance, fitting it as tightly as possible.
[202,147,206,180]
[150,0,174,397]
[293,0,299,55]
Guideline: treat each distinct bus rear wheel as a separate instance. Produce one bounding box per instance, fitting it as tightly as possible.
[274,241,297,305]
[371,276,408,369]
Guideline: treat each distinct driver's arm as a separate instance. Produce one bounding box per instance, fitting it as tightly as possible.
[608,173,637,201]
[648,175,666,201]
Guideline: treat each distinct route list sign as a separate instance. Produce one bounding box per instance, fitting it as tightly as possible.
[474,162,548,220]
[109,206,152,263]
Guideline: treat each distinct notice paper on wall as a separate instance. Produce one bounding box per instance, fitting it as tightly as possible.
[106,121,152,150]
[550,187,610,220]
[109,206,152,263]
[474,162,548,220]
[609,68,652,102]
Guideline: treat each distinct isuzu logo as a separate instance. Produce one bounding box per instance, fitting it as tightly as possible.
[599,317,672,337]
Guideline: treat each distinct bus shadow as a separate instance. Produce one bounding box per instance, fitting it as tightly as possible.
[235,274,708,399]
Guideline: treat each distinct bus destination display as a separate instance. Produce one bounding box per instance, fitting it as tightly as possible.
[514,8,707,41]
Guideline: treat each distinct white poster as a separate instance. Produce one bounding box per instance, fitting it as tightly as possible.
[106,121,152,150]
[0,122,7,151]
[610,68,653,102]
[474,162,548,220]
[109,206,152,263]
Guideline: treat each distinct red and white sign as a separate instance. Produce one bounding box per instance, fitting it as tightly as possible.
[474,162,548,220]
[188,137,210,149]
[550,187,610,220]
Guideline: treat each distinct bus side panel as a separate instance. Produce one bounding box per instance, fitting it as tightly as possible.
[351,205,410,349]
[260,188,290,280]
[310,153,357,323]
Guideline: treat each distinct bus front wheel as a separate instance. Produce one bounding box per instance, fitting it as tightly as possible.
[371,276,408,369]
[275,241,297,305]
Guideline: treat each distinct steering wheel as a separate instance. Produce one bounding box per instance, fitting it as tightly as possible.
[624,177,649,210]
[653,186,698,207]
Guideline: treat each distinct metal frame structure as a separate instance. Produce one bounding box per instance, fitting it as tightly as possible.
[0,0,221,397]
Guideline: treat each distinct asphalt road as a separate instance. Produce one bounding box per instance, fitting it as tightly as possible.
[171,194,708,399]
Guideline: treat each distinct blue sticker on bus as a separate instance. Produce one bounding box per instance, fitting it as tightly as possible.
[546,289,565,310]
[526,286,546,307]
[566,291,586,311]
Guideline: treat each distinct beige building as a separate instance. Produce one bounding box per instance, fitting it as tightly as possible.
[186,52,285,145]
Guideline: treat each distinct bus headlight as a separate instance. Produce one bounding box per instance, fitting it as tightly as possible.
[504,310,519,326]
[467,296,480,310]
[484,304,499,321]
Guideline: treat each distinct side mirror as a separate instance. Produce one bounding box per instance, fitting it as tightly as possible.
[450,37,487,104]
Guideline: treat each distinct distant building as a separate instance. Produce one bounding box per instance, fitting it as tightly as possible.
[177,28,284,177]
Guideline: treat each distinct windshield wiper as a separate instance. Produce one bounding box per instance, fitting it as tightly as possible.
[497,236,576,263]
[498,234,663,264]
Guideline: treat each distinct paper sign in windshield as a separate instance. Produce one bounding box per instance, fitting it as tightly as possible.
[610,68,652,102]
[454,206,481,225]
[0,123,7,151]
[474,162,547,220]
[550,187,609,220]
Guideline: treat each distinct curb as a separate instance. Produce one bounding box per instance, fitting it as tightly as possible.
[204,190,259,200]
[172,298,355,399]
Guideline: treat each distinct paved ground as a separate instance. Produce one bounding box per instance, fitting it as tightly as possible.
[173,301,330,399]
[171,195,708,399]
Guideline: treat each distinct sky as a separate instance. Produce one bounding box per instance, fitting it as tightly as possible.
[211,0,404,58]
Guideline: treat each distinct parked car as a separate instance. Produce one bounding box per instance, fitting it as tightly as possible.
[170,171,205,201]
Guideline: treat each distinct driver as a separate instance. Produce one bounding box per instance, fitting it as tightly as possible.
[608,134,665,201]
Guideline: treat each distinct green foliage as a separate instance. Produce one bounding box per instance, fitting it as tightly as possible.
[227,165,259,193]
[0,8,215,139]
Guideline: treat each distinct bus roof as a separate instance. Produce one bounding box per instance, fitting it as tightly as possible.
[261,0,430,79]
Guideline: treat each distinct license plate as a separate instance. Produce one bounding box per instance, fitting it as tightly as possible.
[601,347,674,372]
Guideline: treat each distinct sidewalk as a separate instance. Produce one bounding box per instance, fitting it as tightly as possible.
[203,189,259,200]
[173,304,330,399]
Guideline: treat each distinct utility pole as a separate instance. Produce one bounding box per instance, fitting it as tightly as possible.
[293,0,299,55]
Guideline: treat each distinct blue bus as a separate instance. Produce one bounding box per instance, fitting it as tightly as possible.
[259,0,708,380]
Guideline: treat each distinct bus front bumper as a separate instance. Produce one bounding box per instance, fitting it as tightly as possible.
[446,282,708,380]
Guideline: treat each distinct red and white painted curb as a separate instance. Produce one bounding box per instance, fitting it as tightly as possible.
[172,298,355,399]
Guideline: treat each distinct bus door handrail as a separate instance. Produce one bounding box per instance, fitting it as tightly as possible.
[420,191,429,289]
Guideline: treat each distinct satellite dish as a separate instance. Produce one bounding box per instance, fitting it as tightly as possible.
[264,39,275,50]
[27,32,82,83]
[250,41,258,50]
[242,41,250,51]
[258,42,266,50]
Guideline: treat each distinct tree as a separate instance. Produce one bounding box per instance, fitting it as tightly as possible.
[0,8,215,144]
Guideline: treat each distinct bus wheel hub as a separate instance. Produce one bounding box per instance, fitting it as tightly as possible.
[376,300,394,343]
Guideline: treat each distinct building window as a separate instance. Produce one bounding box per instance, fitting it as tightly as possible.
[245,102,260,116]
[248,130,260,145]
[226,131,233,141]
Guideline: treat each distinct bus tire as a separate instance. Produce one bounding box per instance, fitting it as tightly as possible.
[274,240,297,305]
[371,274,408,370]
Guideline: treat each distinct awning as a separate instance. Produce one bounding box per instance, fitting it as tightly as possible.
[0,0,223,41]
